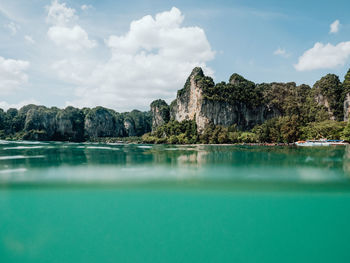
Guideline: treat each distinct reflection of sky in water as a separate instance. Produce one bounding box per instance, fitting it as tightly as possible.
[0,141,350,186]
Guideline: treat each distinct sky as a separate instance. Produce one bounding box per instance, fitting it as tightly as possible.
[1,0,350,112]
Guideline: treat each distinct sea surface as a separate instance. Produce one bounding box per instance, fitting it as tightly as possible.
[1,140,350,263]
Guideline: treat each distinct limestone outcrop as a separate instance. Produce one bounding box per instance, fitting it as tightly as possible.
[56,106,85,141]
[84,107,122,138]
[344,94,350,121]
[169,67,280,132]
[150,99,170,131]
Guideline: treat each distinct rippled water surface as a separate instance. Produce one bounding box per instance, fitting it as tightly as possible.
[1,141,350,262]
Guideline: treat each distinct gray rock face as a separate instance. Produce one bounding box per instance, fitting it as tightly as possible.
[24,107,57,138]
[344,93,350,121]
[56,106,85,141]
[84,107,118,138]
[170,67,280,132]
[150,99,170,131]
[123,110,152,136]
[312,73,344,121]
[315,93,335,121]
[124,119,136,136]
[56,117,74,138]
[198,100,279,130]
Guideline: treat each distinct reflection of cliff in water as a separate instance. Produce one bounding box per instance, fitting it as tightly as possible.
[1,143,349,181]
[186,145,345,169]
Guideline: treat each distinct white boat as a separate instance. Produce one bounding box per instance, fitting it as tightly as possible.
[295,139,348,147]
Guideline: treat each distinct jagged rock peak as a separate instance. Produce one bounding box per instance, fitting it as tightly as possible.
[189,67,204,78]
[229,73,253,86]
[176,67,206,98]
[150,99,168,108]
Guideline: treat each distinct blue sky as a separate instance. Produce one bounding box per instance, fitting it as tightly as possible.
[0,0,349,111]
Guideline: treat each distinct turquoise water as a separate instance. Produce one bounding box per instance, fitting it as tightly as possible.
[1,141,350,262]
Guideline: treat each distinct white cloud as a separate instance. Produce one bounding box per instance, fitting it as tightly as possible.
[48,25,96,51]
[273,48,290,58]
[294,42,350,71]
[24,35,35,44]
[46,1,96,51]
[0,99,40,110]
[46,0,76,26]
[330,20,340,34]
[81,4,92,11]
[0,56,30,95]
[4,22,19,35]
[52,7,215,111]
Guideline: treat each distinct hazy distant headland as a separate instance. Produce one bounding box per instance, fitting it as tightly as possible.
[1,67,350,144]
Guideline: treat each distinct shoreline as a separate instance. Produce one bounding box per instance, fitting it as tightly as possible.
[0,139,342,147]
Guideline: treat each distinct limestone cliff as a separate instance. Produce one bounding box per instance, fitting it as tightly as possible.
[170,67,280,132]
[24,106,58,139]
[315,93,335,120]
[124,119,136,136]
[123,110,152,136]
[84,107,121,138]
[312,74,344,121]
[343,69,350,121]
[150,99,170,131]
[56,106,85,141]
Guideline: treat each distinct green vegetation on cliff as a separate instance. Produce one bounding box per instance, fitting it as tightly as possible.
[343,69,350,94]
[143,67,350,144]
[313,74,344,121]
[203,74,262,107]
[0,105,151,142]
[150,99,170,124]
[177,67,205,98]
[143,117,347,144]
[143,119,198,144]
[1,67,350,144]
[122,110,152,136]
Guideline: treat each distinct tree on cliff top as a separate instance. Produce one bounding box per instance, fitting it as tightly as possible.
[313,74,344,121]
[202,73,262,107]
[343,68,350,94]
[177,67,208,97]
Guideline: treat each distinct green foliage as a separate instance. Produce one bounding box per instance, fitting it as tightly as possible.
[122,110,152,136]
[0,104,152,142]
[200,124,230,144]
[343,68,350,94]
[22,129,49,141]
[0,109,5,131]
[177,67,204,97]
[260,82,329,124]
[55,106,85,141]
[237,132,258,143]
[202,74,262,107]
[143,119,198,144]
[170,99,177,110]
[313,74,344,121]
[300,120,346,140]
[85,107,122,138]
[252,115,302,143]
[341,121,350,140]
[150,99,170,127]
[150,99,168,109]
[24,106,57,138]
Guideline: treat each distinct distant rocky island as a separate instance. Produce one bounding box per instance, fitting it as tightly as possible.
[1,67,350,144]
